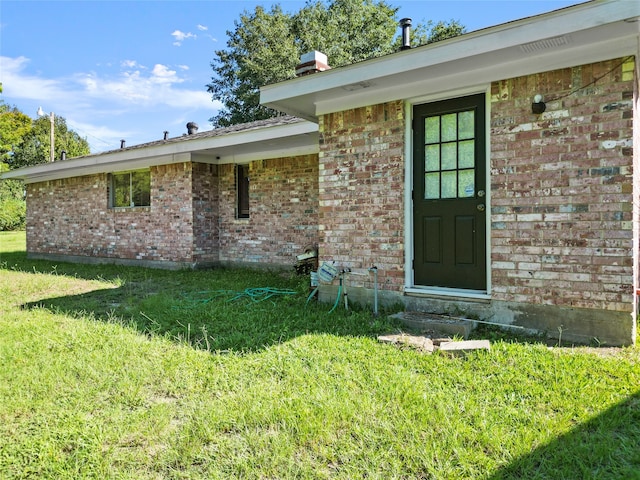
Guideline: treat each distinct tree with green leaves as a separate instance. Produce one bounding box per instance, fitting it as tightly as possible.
[0,102,30,230]
[208,4,298,127]
[0,104,32,165]
[8,114,90,169]
[207,0,465,127]
[0,98,91,229]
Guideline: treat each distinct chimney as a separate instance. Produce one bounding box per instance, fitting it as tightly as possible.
[400,18,412,50]
[295,51,331,77]
[120,139,126,149]
[186,122,199,135]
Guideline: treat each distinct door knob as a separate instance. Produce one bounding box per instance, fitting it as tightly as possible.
[477,204,485,212]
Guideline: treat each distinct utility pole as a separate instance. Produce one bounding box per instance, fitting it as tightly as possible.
[37,107,55,162]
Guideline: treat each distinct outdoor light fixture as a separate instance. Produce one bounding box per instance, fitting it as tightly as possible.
[37,106,55,162]
[531,94,546,114]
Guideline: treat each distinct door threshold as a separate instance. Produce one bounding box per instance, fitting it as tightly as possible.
[405,286,491,302]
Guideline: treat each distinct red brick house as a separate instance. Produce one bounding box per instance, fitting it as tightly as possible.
[3,117,320,269]
[3,0,639,345]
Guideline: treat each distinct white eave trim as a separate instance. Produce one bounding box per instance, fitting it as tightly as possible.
[260,0,640,118]
[2,152,193,184]
[2,120,319,183]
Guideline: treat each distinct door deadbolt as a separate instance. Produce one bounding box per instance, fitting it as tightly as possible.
[477,190,486,198]
[477,204,485,212]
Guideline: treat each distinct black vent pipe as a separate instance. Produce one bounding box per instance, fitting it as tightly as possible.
[400,18,412,50]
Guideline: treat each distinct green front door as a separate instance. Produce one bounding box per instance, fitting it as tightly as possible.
[413,94,486,290]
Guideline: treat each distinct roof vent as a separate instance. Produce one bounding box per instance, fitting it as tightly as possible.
[163,130,169,140]
[186,122,198,135]
[520,35,570,53]
[120,139,126,149]
[400,18,412,50]
[342,81,373,92]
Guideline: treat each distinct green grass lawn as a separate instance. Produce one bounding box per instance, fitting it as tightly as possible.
[1,230,639,479]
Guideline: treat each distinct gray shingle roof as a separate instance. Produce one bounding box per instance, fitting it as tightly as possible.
[84,115,305,159]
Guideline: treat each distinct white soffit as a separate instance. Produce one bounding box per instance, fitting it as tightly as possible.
[260,0,640,119]
[2,120,319,183]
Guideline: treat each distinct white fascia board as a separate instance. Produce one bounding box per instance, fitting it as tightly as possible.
[260,0,639,116]
[3,152,191,184]
[315,33,638,115]
[166,120,319,163]
[210,120,318,147]
[2,120,319,183]
[128,119,317,155]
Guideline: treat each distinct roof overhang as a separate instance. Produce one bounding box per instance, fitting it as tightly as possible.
[2,119,319,184]
[261,0,640,120]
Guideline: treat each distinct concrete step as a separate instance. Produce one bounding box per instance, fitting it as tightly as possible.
[377,333,435,353]
[377,334,490,355]
[440,339,491,355]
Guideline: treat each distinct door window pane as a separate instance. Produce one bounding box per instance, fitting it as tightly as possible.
[441,171,457,198]
[425,145,440,172]
[425,172,440,199]
[425,116,440,144]
[458,169,475,198]
[441,143,457,170]
[458,110,475,139]
[458,140,475,169]
[441,113,457,142]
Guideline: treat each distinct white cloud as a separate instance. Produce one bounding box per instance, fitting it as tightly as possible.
[0,54,221,151]
[0,56,63,102]
[197,24,208,31]
[150,64,181,85]
[0,55,213,110]
[121,59,145,69]
[68,62,203,108]
[171,29,196,46]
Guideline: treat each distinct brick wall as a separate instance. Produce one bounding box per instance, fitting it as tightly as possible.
[217,154,319,267]
[192,162,219,264]
[27,163,197,264]
[147,163,196,262]
[490,57,635,312]
[27,174,110,258]
[26,156,319,269]
[318,101,405,291]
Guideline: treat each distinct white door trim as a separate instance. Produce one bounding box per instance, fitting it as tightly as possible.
[404,85,492,296]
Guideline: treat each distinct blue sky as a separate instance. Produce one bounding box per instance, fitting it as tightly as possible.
[1,0,587,153]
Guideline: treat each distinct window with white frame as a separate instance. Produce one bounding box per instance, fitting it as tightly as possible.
[109,169,151,208]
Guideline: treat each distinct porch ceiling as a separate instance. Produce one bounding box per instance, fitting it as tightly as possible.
[260,0,640,120]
